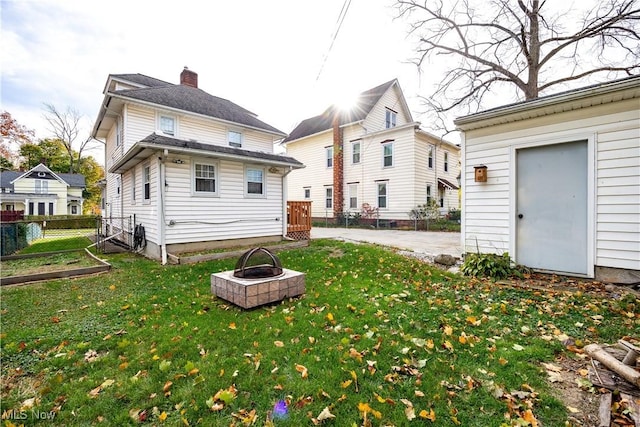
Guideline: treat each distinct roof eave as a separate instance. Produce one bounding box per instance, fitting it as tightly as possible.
[109,140,304,174]
[454,76,640,130]
[283,119,364,144]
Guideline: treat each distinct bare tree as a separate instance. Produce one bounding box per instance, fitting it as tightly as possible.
[395,0,640,130]
[43,103,95,173]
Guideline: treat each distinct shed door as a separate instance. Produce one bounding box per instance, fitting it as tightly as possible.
[516,140,588,275]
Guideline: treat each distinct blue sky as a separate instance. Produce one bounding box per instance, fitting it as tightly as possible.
[2,0,441,158]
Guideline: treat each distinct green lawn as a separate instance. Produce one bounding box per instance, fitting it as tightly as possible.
[0,239,636,426]
[18,236,93,254]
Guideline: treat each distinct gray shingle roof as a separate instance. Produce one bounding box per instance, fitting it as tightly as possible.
[282,79,397,143]
[111,83,286,136]
[110,73,172,88]
[140,133,303,167]
[1,170,85,189]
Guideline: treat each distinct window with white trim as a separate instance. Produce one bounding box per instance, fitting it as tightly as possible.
[428,146,434,169]
[444,152,449,172]
[228,130,242,148]
[116,176,121,195]
[352,141,361,164]
[326,146,333,168]
[304,187,311,199]
[377,182,388,209]
[382,142,393,167]
[143,165,151,201]
[131,170,136,203]
[426,184,432,205]
[116,119,121,146]
[348,183,358,209]
[71,205,78,214]
[385,109,397,128]
[325,186,333,209]
[159,115,175,136]
[245,166,265,197]
[35,179,48,194]
[194,162,218,195]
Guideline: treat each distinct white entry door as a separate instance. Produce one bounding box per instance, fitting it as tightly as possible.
[516,140,588,275]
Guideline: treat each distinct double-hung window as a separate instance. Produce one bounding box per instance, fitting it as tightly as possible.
[428,146,434,169]
[426,184,432,205]
[444,152,449,172]
[143,165,151,201]
[325,186,333,209]
[377,182,388,209]
[326,146,333,168]
[304,187,311,199]
[194,162,218,195]
[348,183,358,209]
[228,130,242,148]
[159,115,175,136]
[35,179,48,194]
[382,142,393,167]
[245,167,265,197]
[131,169,136,203]
[352,141,361,164]
[385,109,397,128]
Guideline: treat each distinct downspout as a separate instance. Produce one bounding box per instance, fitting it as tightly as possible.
[158,150,168,264]
[282,166,294,240]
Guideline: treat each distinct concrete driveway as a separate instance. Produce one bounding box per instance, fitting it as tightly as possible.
[311,227,462,258]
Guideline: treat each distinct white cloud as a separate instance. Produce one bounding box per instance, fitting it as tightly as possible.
[1,0,456,158]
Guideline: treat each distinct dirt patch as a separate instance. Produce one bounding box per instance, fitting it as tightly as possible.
[544,355,601,426]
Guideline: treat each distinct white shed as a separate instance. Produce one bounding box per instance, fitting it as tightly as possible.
[455,76,640,284]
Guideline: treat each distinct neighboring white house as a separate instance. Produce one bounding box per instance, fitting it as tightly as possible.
[0,163,85,215]
[282,79,460,225]
[455,76,640,284]
[91,68,304,263]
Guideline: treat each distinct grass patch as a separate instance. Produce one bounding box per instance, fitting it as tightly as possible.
[18,236,93,254]
[0,239,636,426]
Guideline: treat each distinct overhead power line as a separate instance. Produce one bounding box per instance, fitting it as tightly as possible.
[316,0,352,82]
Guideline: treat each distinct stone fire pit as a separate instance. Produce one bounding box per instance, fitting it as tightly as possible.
[210,247,305,309]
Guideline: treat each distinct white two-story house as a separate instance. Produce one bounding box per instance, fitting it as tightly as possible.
[91,68,303,263]
[282,79,460,225]
[0,163,85,215]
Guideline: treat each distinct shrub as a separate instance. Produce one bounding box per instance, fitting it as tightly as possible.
[461,252,520,280]
[447,208,461,221]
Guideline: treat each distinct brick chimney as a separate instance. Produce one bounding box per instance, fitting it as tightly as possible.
[332,109,344,219]
[180,67,198,88]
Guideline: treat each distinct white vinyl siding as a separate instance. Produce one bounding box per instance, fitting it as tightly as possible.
[163,159,283,245]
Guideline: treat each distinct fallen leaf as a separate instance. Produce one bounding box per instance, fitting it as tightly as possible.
[295,363,308,379]
[317,407,335,421]
[274,341,284,347]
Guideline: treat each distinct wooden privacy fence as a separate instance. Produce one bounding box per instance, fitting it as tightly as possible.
[287,201,311,240]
